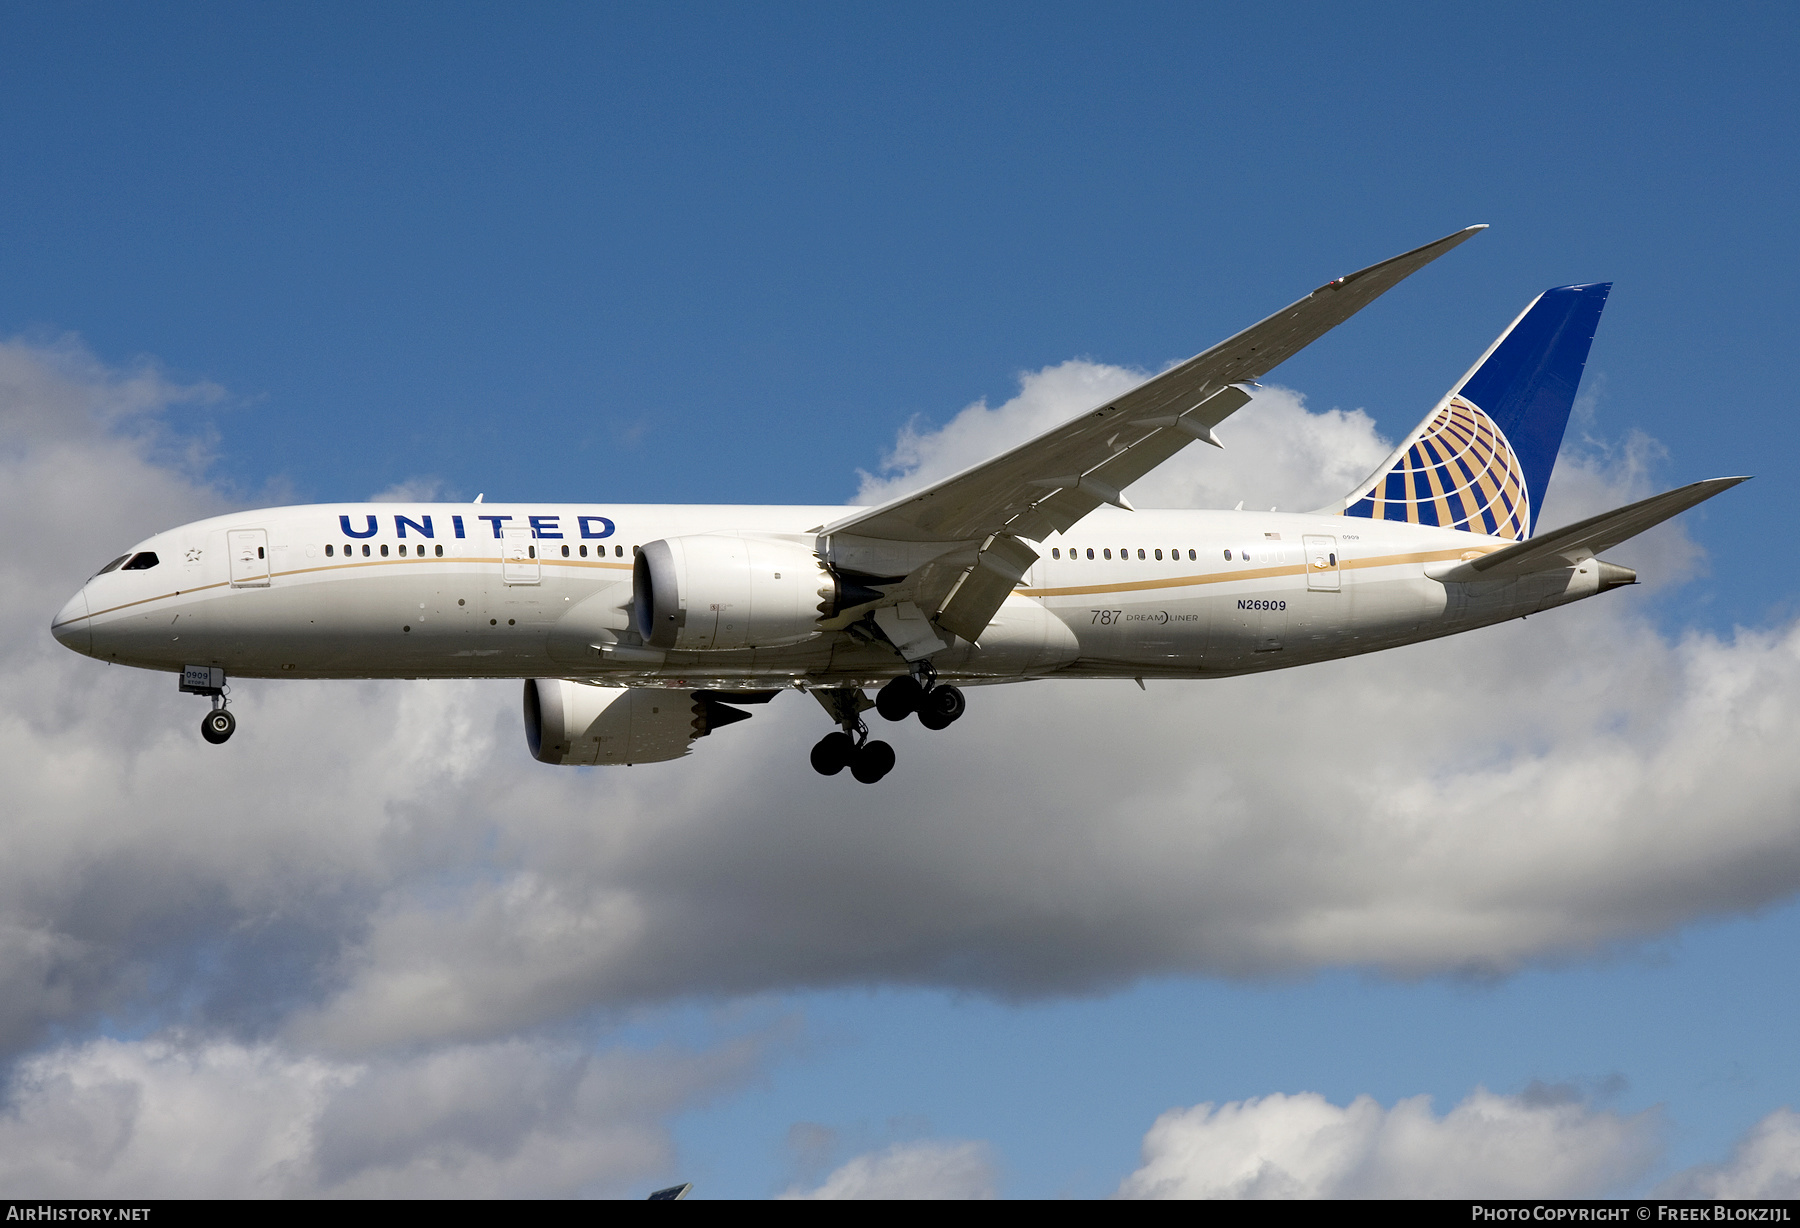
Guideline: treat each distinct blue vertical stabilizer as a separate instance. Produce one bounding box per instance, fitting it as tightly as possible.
[1342,283,1609,539]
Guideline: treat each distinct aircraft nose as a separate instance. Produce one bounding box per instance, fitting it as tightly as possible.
[52,588,92,656]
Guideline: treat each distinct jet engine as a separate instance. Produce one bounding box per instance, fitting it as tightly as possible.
[633,534,841,651]
[524,679,759,765]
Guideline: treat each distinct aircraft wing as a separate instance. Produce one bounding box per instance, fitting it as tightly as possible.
[823,225,1487,549]
[1462,475,1749,578]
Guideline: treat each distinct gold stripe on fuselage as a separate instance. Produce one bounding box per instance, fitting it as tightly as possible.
[1016,545,1494,599]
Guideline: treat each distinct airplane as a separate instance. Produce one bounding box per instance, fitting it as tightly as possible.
[50,226,1746,784]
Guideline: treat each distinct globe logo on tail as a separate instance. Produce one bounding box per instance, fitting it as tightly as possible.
[1344,395,1530,540]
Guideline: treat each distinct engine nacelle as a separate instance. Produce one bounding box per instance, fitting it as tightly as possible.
[523,679,700,765]
[633,534,832,651]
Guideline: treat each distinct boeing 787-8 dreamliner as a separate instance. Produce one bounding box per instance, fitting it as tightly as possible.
[51,226,1745,782]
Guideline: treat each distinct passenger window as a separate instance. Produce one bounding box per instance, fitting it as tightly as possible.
[1224,549,1232,560]
[561,544,570,557]
[362,544,370,557]
[579,544,588,557]
[1086,548,1094,559]
[435,544,443,557]
[1137,549,1145,560]
[1103,549,1112,560]
[122,552,161,570]
[1154,549,1162,560]
[1188,549,1196,561]
[325,544,334,557]
[1051,548,1060,559]
[380,544,389,557]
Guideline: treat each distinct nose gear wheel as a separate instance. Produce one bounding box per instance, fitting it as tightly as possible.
[201,706,236,744]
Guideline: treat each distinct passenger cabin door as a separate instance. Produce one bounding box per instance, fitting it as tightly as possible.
[1304,534,1341,592]
[502,526,541,585]
[228,529,270,588]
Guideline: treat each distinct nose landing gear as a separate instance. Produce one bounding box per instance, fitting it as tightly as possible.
[181,665,235,745]
[201,704,237,745]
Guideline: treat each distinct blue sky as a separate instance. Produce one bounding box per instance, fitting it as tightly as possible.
[3,1,1799,1199]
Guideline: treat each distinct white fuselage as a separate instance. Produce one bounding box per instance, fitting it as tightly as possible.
[52,501,1611,691]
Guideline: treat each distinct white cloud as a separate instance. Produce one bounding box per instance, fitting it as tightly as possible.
[2,337,1795,1191]
[853,360,1396,519]
[9,340,1797,1039]
[1118,1087,1661,1199]
[1661,1108,1800,1198]
[0,1032,760,1198]
[781,1140,997,1200]
[855,360,1145,505]
[369,477,450,503]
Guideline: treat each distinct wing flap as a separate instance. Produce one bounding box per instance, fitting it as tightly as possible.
[931,534,1042,643]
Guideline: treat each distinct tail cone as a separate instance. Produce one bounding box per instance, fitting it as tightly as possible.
[1597,561,1637,591]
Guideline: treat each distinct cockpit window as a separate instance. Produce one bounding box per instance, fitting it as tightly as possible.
[121,552,160,571]
[93,554,131,577]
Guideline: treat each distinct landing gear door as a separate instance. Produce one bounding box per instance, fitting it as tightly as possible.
[228,529,270,588]
[502,526,541,585]
[1303,535,1341,592]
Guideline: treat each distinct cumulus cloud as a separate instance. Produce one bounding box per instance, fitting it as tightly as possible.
[369,476,451,503]
[0,1033,761,1198]
[781,1140,997,1200]
[1118,1087,1661,1199]
[280,368,1798,1041]
[1661,1109,1800,1198]
[854,360,1396,519]
[2,338,1796,1191]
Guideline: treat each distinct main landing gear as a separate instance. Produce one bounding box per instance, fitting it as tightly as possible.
[809,687,896,783]
[180,665,235,745]
[810,728,895,783]
[873,671,965,731]
[807,671,967,784]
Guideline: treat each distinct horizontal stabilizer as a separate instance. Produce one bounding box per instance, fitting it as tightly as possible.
[1454,476,1748,579]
